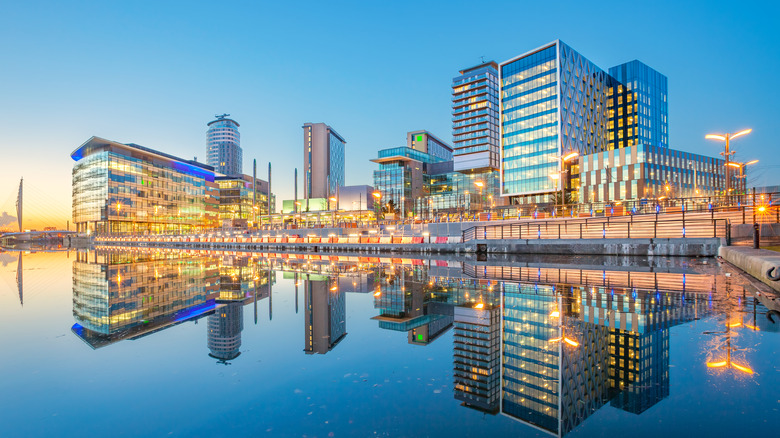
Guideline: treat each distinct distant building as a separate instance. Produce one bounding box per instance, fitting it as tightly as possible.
[207,114,242,175]
[336,185,375,211]
[215,174,274,225]
[303,123,346,199]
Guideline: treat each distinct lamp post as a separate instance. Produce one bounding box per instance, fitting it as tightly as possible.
[706,129,752,204]
[549,172,560,213]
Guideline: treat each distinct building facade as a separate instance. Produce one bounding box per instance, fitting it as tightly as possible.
[215,174,274,225]
[498,40,734,207]
[452,61,500,173]
[303,123,346,199]
[579,143,739,204]
[72,136,217,235]
[207,114,242,175]
[372,130,453,217]
[500,41,611,205]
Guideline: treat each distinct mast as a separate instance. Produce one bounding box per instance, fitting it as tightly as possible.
[16,178,22,233]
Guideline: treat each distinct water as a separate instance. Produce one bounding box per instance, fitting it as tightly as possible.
[1,249,778,437]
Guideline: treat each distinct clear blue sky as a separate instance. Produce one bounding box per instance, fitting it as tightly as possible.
[1,0,778,228]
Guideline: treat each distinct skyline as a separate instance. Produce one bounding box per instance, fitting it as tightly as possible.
[2,1,779,230]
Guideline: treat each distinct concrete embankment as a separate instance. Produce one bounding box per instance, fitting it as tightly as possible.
[98,236,723,257]
[719,246,780,312]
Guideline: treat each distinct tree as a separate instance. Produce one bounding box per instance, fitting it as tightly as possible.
[382,199,397,214]
[551,191,575,206]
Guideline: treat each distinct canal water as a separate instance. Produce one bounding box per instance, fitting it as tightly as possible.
[1,249,778,437]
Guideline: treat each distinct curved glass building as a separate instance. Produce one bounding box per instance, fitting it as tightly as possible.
[207,114,242,175]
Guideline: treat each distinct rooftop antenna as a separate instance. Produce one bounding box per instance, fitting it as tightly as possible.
[215,113,230,119]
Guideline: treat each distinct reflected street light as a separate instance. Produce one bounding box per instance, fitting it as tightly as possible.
[706,129,752,202]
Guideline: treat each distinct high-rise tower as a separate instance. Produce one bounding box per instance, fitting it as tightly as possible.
[207,114,242,175]
[452,61,500,172]
[302,122,346,199]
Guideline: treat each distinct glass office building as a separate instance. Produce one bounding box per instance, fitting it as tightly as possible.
[579,143,738,203]
[215,175,274,224]
[608,61,668,150]
[372,131,453,217]
[452,61,500,172]
[500,41,611,205]
[72,136,217,235]
[207,115,242,176]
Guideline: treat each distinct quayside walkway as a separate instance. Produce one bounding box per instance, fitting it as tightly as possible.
[96,213,729,257]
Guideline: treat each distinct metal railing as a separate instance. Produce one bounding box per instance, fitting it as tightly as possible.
[463,215,730,242]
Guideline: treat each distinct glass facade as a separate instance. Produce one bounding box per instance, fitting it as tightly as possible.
[72,250,220,347]
[609,61,668,150]
[372,131,453,217]
[207,116,242,175]
[328,131,346,195]
[216,176,274,223]
[72,138,217,235]
[452,63,501,172]
[416,169,500,216]
[579,143,738,203]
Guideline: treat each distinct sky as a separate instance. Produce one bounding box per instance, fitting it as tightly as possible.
[1,0,779,230]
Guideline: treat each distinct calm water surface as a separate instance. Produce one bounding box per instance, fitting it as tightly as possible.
[1,249,778,437]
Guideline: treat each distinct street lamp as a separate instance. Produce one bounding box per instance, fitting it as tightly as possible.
[726,159,758,194]
[706,128,752,202]
[329,196,337,226]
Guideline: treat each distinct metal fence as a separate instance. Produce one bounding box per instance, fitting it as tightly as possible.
[463,215,730,242]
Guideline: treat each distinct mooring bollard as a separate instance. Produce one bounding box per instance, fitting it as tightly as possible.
[753,222,760,249]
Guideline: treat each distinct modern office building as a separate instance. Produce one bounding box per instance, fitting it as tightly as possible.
[498,40,735,206]
[579,143,737,204]
[215,174,274,225]
[72,136,218,235]
[372,130,453,217]
[500,41,612,205]
[608,61,668,151]
[207,114,242,175]
[452,61,500,172]
[303,123,346,200]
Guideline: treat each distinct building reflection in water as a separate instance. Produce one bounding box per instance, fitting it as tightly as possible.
[70,249,274,364]
[70,249,771,435]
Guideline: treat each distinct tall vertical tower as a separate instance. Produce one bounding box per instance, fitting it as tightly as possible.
[608,60,669,150]
[452,61,500,172]
[499,41,611,205]
[207,114,242,175]
[302,122,346,199]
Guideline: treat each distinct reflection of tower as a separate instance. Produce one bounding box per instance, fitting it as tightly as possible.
[304,275,347,354]
[207,302,244,363]
[453,305,500,413]
[501,284,612,437]
[16,252,23,306]
[609,328,670,414]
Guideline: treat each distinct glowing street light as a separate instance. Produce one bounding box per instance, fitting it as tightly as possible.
[706,128,752,200]
[551,151,579,208]
[549,327,579,347]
